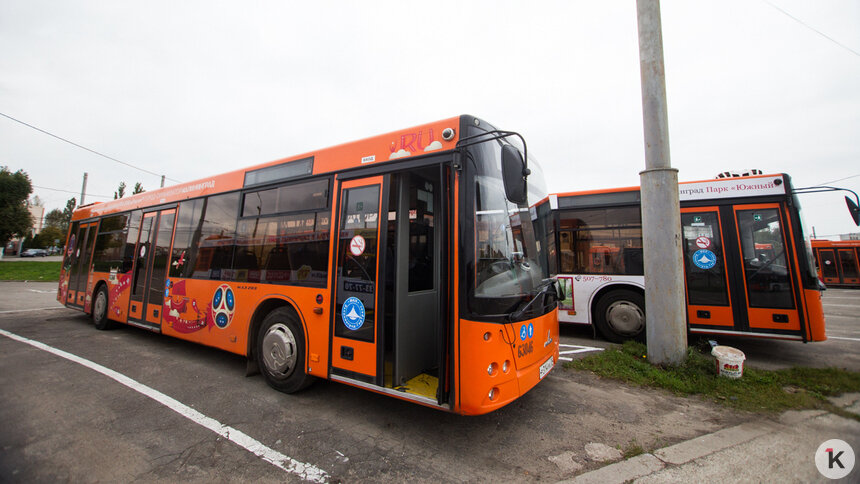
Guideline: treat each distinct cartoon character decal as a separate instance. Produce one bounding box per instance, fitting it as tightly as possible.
[109,272,133,316]
[162,280,235,333]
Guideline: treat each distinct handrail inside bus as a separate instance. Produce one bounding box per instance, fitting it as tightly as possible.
[793,185,860,226]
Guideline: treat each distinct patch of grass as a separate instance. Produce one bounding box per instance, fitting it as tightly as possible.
[621,440,645,459]
[0,261,62,281]
[565,341,860,416]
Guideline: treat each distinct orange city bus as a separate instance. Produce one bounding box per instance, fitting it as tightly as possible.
[812,239,860,288]
[533,172,827,343]
[58,115,560,415]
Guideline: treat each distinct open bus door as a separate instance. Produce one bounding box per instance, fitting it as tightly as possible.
[330,166,448,406]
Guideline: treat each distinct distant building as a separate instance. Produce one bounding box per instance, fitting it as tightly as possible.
[839,233,860,241]
[29,205,45,235]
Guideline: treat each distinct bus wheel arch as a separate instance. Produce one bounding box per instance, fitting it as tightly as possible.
[91,281,114,330]
[248,299,315,393]
[591,286,646,343]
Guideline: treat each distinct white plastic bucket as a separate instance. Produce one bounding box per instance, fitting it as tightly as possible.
[711,345,746,379]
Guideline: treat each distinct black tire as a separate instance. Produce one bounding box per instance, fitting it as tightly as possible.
[593,290,646,343]
[256,307,315,393]
[92,284,114,330]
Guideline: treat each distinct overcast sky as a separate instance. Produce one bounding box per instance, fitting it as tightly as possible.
[1,1,858,238]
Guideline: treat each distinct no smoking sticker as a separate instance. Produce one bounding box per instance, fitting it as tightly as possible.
[350,235,366,256]
[695,236,711,249]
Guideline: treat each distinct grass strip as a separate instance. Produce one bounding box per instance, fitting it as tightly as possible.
[0,261,62,281]
[565,341,860,417]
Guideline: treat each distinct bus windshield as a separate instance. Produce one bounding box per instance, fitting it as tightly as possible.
[470,139,548,318]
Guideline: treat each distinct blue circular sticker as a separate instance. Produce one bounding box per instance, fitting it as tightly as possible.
[341,297,366,331]
[520,323,535,341]
[693,249,717,270]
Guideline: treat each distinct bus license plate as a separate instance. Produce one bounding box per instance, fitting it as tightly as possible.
[539,357,554,379]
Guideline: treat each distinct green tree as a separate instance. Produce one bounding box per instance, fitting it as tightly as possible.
[0,166,34,248]
[45,208,66,230]
[62,198,76,229]
[133,182,144,194]
[114,181,126,199]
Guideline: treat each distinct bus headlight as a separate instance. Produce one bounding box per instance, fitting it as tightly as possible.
[489,387,499,401]
[488,362,498,376]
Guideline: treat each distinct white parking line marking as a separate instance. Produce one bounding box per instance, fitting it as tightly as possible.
[28,289,57,294]
[828,336,860,342]
[0,328,328,483]
[0,307,66,314]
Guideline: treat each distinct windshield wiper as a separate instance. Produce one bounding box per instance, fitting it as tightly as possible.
[508,278,558,322]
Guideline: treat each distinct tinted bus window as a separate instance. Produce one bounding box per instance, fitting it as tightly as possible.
[233,212,330,287]
[92,214,129,273]
[123,211,143,274]
[737,208,794,309]
[189,193,240,280]
[557,206,642,275]
[681,212,729,306]
[170,199,205,278]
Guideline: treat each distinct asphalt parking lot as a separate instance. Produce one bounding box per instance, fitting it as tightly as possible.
[0,281,858,482]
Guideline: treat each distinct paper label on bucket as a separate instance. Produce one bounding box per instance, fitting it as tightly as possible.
[712,345,746,379]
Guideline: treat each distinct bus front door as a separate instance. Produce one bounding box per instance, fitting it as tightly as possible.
[331,168,447,404]
[127,208,176,331]
[683,204,802,338]
[817,248,840,284]
[733,204,801,334]
[331,177,384,383]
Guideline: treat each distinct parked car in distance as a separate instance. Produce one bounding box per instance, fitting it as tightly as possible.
[20,248,48,257]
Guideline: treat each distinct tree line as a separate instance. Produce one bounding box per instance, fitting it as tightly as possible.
[0,166,145,253]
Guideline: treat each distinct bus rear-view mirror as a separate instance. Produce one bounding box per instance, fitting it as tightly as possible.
[846,196,860,226]
[502,144,528,204]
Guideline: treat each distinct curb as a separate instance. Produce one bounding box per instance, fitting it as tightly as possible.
[558,409,829,484]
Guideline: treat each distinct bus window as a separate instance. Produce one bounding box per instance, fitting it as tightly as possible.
[736,208,794,309]
[334,185,380,343]
[818,249,838,280]
[170,199,205,278]
[188,193,240,280]
[839,249,859,281]
[681,211,729,306]
[556,206,642,275]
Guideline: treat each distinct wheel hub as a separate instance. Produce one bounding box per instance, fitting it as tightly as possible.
[606,301,644,335]
[261,323,297,378]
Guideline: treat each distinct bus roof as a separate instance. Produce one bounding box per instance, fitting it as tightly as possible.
[72,115,463,221]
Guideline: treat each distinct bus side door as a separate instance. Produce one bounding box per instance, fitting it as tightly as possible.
[330,177,384,382]
[127,208,176,331]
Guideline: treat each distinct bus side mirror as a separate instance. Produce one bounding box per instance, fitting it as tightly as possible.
[502,144,528,204]
[553,279,565,301]
[846,196,860,226]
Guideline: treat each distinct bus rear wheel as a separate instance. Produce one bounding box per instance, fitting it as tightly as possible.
[594,290,645,343]
[92,285,114,330]
[256,307,315,393]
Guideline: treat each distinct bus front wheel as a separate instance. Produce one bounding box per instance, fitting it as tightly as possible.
[594,290,645,343]
[92,284,114,330]
[256,307,315,393]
